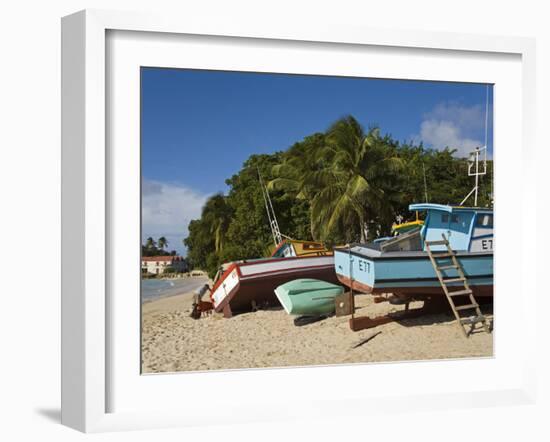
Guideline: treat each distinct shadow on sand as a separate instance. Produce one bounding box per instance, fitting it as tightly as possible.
[388,300,494,333]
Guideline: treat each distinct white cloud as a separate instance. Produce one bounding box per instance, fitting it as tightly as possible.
[414,102,485,157]
[142,179,210,255]
[425,102,484,131]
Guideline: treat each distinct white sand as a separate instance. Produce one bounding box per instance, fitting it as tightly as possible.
[141,284,493,373]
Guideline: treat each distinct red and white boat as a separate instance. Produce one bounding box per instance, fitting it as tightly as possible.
[209,174,339,317]
[210,240,338,317]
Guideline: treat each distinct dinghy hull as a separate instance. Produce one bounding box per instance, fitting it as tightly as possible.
[274,278,344,316]
[211,256,338,316]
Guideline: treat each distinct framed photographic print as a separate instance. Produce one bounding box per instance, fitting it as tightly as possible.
[61,9,537,433]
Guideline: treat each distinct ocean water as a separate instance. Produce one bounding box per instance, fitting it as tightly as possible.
[141,276,210,303]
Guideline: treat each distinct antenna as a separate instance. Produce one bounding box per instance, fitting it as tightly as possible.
[422,161,429,203]
[484,84,489,149]
[460,85,490,207]
[460,146,487,206]
[490,157,494,206]
[486,85,494,206]
[258,168,283,246]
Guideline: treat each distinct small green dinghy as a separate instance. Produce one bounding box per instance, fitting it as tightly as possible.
[274,278,344,316]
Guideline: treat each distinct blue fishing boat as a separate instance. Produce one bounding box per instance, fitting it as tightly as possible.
[334,203,494,298]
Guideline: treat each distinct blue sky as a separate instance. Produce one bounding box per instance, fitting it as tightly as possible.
[141,68,493,255]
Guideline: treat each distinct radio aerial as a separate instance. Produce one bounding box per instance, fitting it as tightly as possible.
[460,146,487,207]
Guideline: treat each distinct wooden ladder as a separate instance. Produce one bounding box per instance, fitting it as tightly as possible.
[425,234,490,338]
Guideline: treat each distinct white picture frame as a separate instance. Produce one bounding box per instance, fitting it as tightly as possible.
[61,9,538,433]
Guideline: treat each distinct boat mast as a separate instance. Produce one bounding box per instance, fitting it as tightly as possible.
[460,146,487,206]
[460,85,489,207]
[422,161,429,203]
[258,168,283,246]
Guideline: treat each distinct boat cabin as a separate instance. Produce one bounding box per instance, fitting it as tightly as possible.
[381,203,493,253]
[271,239,332,258]
[391,211,424,236]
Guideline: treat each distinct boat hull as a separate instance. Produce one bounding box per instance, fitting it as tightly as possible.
[211,256,338,315]
[274,278,344,316]
[334,247,493,298]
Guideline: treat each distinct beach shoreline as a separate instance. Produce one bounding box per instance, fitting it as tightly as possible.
[141,288,493,373]
[141,275,210,303]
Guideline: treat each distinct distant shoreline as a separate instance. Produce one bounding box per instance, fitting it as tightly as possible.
[142,270,208,281]
[141,275,210,303]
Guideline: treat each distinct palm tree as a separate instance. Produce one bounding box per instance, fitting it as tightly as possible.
[145,237,156,250]
[269,134,326,239]
[270,116,403,242]
[158,236,168,251]
[318,117,404,241]
[202,194,233,254]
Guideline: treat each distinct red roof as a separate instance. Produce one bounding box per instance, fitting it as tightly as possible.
[142,256,182,262]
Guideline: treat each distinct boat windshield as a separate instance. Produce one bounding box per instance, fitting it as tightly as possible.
[213,262,236,283]
[213,269,221,284]
[380,226,423,252]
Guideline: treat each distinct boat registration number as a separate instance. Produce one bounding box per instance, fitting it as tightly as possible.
[358,259,371,273]
[470,237,494,252]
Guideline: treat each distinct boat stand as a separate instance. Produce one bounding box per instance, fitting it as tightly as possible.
[349,295,445,332]
[222,304,233,318]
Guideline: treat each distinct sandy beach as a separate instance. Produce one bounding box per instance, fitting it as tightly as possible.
[141,277,493,373]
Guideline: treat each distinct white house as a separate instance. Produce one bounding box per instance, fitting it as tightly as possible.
[141,256,187,275]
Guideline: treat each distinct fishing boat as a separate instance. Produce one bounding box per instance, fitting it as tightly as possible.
[210,246,337,317]
[370,212,424,245]
[391,211,423,235]
[209,172,338,317]
[271,238,332,258]
[334,203,494,298]
[335,145,494,301]
[274,278,344,316]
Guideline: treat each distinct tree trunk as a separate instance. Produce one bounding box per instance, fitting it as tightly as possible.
[310,218,318,242]
[359,214,368,243]
[362,222,369,243]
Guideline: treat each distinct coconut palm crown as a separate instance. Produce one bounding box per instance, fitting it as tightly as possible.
[270,116,403,243]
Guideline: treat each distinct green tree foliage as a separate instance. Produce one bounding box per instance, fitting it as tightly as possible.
[184,115,493,277]
[184,154,312,277]
[395,144,493,212]
[145,237,156,250]
[184,195,227,272]
[271,117,404,242]
[157,236,168,250]
[141,237,177,257]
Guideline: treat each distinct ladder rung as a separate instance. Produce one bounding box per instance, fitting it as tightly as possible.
[460,315,486,325]
[443,277,465,284]
[447,289,472,297]
[438,264,459,270]
[426,240,448,246]
[427,239,489,337]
